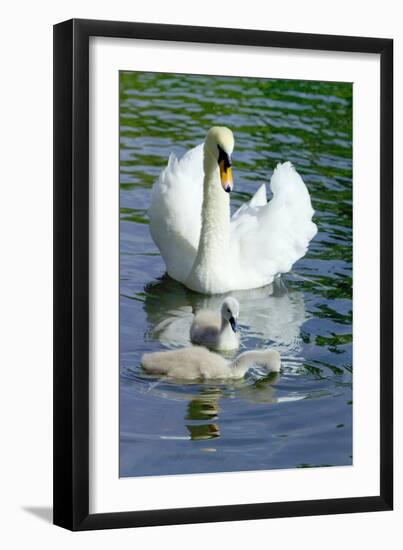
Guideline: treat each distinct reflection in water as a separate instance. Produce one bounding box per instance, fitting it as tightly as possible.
[186,390,220,446]
[186,423,221,441]
[133,352,283,448]
[143,275,307,360]
[184,373,281,442]
[186,388,221,421]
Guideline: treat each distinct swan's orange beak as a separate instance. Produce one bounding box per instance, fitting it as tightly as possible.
[219,161,233,193]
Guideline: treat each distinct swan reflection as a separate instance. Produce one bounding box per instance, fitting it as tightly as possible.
[133,368,282,446]
[142,275,308,360]
[186,388,221,441]
[184,372,281,443]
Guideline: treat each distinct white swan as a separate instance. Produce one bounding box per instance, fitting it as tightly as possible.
[149,126,317,294]
[190,297,240,351]
[141,346,281,380]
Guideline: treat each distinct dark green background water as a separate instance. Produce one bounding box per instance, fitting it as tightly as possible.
[119,72,352,477]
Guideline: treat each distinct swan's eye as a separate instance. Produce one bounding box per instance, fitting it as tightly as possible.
[217,144,232,169]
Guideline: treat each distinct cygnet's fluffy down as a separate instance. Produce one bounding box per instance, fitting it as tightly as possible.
[190,297,240,350]
[141,346,281,380]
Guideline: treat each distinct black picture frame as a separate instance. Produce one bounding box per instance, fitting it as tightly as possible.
[53,18,393,531]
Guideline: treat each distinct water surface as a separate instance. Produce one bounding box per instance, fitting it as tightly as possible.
[119,72,353,477]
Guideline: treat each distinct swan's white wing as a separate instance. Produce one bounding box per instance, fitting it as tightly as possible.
[148,144,204,282]
[232,183,267,219]
[230,162,317,288]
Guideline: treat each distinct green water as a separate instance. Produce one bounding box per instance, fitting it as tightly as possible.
[119,71,352,477]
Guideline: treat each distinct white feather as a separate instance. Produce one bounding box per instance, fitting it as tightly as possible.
[148,144,203,282]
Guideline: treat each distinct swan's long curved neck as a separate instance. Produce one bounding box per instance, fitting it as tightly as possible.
[200,158,230,258]
[196,152,231,259]
[230,350,277,377]
[220,317,233,338]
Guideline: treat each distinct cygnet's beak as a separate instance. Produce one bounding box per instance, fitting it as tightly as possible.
[229,316,237,333]
[218,145,233,193]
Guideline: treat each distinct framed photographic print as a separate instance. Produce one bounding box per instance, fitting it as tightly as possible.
[53,19,393,530]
